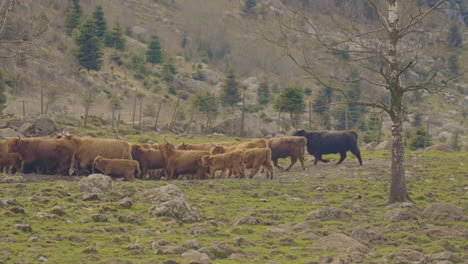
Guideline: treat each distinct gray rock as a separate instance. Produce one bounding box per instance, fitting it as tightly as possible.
[38,256,48,262]
[117,213,145,225]
[151,238,170,249]
[119,198,133,209]
[384,208,418,222]
[19,116,56,137]
[425,144,454,152]
[233,236,254,247]
[182,239,201,250]
[36,212,58,220]
[0,198,20,208]
[81,193,100,201]
[83,246,98,254]
[208,242,235,259]
[316,233,369,253]
[423,203,464,221]
[183,249,211,264]
[232,214,260,225]
[351,226,384,243]
[431,251,459,262]
[15,224,32,232]
[91,214,108,222]
[51,205,66,216]
[387,248,425,262]
[306,206,351,221]
[375,140,391,151]
[212,118,243,137]
[124,244,142,250]
[78,174,115,194]
[156,246,188,255]
[143,184,201,223]
[27,236,39,242]
[200,69,221,85]
[0,128,24,138]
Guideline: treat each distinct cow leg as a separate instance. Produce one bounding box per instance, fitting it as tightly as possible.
[299,155,305,170]
[285,156,297,171]
[249,167,260,179]
[265,163,274,179]
[272,158,283,170]
[319,155,330,163]
[351,147,363,165]
[337,152,347,165]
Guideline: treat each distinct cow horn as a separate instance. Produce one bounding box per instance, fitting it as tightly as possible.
[211,143,216,146]
[17,136,21,139]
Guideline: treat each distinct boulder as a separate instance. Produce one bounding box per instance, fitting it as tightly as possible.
[384,208,418,222]
[374,140,391,151]
[423,203,464,221]
[387,248,426,263]
[183,78,211,92]
[351,226,384,243]
[19,116,56,137]
[78,174,115,194]
[0,128,24,138]
[212,118,242,137]
[316,233,369,253]
[306,206,351,221]
[425,144,454,153]
[142,184,202,223]
[200,69,221,84]
[232,214,261,225]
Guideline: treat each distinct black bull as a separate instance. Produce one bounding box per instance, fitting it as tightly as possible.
[293,130,363,165]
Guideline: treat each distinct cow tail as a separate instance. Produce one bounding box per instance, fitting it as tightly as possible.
[69,153,76,176]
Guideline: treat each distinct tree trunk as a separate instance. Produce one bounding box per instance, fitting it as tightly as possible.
[132,91,137,129]
[387,0,412,204]
[424,118,430,149]
[40,86,44,115]
[308,101,312,130]
[117,111,121,128]
[139,99,143,130]
[22,100,26,120]
[169,97,180,131]
[111,110,115,128]
[154,101,162,130]
[345,104,349,130]
[84,104,89,128]
[240,89,246,137]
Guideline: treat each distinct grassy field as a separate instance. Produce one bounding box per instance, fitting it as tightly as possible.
[0,134,467,263]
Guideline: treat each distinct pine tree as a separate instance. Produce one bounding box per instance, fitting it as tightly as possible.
[65,0,82,35]
[243,0,257,13]
[257,82,270,105]
[162,58,177,82]
[92,5,107,39]
[75,18,103,70]
[408,127,432,150]
[346,69,364,128]
[146,36,164,64]
[220,67,241,108]
[448,55,459,75]
[0,70,7,113]
[104,22,125,50]
[447,24,462,48]
[274,86,305,123]
[313,87,332,129]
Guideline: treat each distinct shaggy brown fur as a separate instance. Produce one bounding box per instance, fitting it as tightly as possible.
[92,156,140,181]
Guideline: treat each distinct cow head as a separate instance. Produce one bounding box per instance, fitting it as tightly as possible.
[176,142,188,150]
[159,141,176,156]
[201,155,210,167]
[210,145,225,155]
[293,130,306,137]
[6,137,21,152]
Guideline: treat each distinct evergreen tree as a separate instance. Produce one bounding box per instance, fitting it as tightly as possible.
[92,5,107,39]
[243,0,257,13]
[346,69,364,128]
[65,0,82,35]
[75,17,103,70]
[450,128,461,152]
[313,87,332,129]
[146,36,164,64]
[162,58,177,82]
[257,82,270,105]
[0,70,7,113]
[411,112,423,127]
[220,67,241,108]
[447,24,462,48]
[408,127,432,150]
[104,22,125,50]
[448,55,459,75]
[274,86,305,123]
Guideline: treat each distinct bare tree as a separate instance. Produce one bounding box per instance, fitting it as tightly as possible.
[259,0,451,204]
[78,70,97,128]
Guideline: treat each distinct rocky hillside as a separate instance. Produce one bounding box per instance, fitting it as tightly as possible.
[0,0,466,143]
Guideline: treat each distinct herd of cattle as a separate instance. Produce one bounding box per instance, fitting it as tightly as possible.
[0,129,363,181]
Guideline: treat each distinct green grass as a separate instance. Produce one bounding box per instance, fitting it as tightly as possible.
[0,149,467,263]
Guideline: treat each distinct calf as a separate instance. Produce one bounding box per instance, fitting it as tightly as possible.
[0,152,22,174]
[92,156,140,181]
[201,150,245,179]
[159,141,210,180]
[267,136,307,171]
[293,130,362,165]
[131,144,165,179]
[243,148,274,179]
